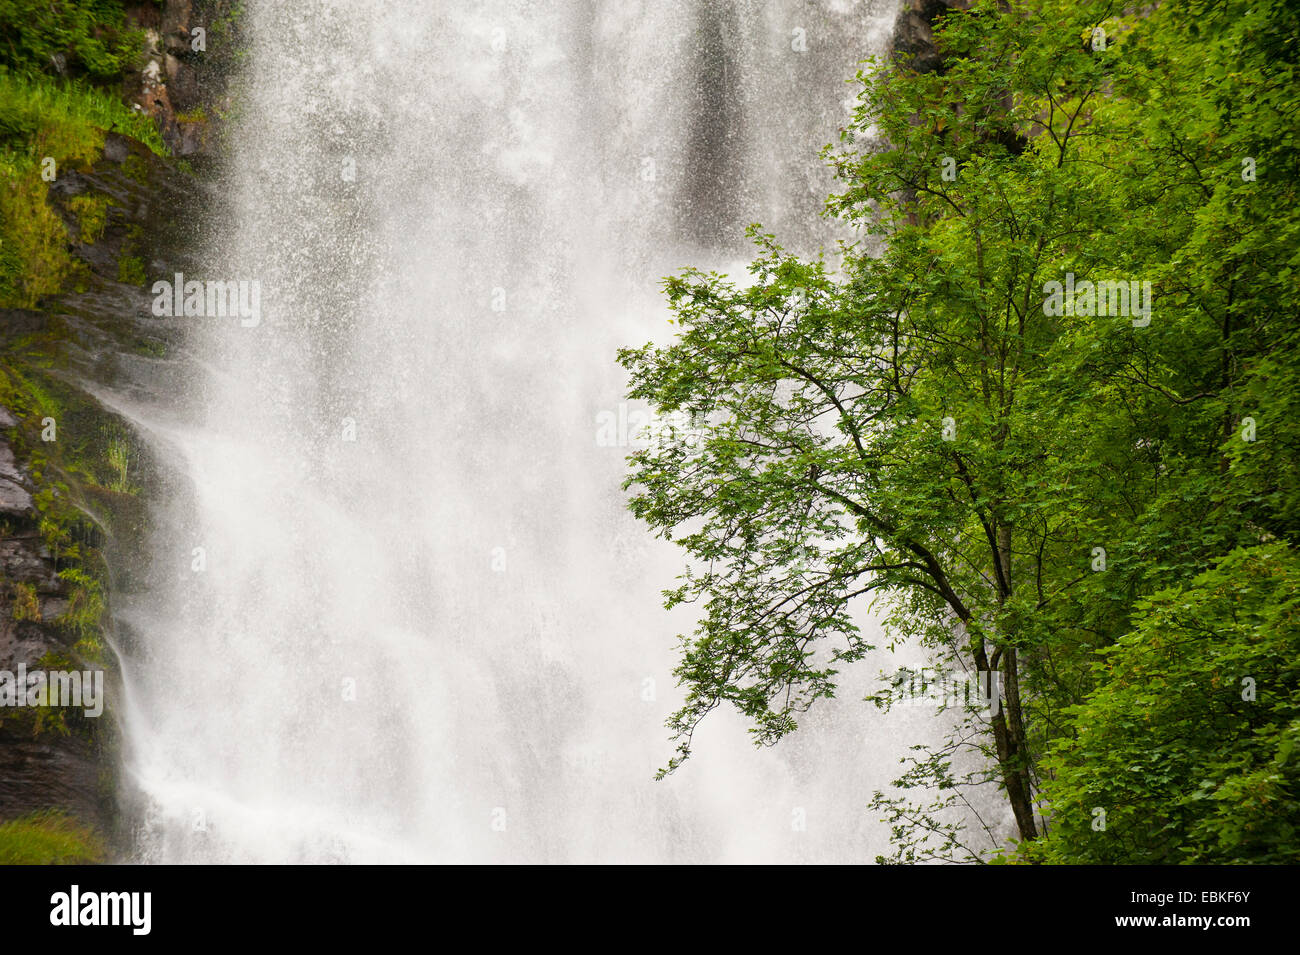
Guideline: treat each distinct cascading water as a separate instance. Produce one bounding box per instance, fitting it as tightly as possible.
[113,0,925,863]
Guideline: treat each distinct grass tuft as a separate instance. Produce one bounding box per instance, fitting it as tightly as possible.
[0,810,105,864]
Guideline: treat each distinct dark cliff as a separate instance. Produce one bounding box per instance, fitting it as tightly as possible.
[0,0,228,859]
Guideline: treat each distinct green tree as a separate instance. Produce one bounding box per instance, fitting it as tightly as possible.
[621,0,1300,860]
[1022,544,1300,864]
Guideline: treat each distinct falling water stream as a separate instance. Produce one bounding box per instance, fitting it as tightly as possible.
[109,0,934,863]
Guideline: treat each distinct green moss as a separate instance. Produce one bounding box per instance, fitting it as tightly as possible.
[116,254,145,286]
[11,581,40,621]
[57,567,106,657]
[67,192,110,244]
[25,650,77,736]
[132,337,167,358]
[1,363,62,418]
[0,148,80,307]
[120,151,149,184]
[0,811,105,864]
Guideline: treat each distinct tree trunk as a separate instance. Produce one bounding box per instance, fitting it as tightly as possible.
[988,525,1038,840]
[999,648,1038,840]
[971,640,1039,842]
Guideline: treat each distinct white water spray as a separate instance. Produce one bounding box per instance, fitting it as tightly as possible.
[118,0,917,863]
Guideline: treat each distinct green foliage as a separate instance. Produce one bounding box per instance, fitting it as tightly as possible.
[67,192,109,243]
[116,253,145,286]
[0,0,167,305]
[0,67,165,307]
[11,580,40,621]
[0,144,79,306]
[57,566,106,656]
[105,435,130,492]
[1022,545,1300,864]
[0,0,143,81]
[0,810,104,864]
[0,69,165,159]
[621,0,1300,861]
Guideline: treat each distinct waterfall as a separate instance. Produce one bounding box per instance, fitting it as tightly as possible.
[116,0,911,863]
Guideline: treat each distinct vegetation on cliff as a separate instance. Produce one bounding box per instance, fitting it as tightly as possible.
[0,0,166,307]
[0,0,183,861]
[0,1,164,674]
[0,809,104,864]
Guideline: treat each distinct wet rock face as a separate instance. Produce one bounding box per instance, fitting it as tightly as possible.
[0,128,205,843]
[0,425,104,829]
[126,0,241,161]
[0,315,106,827]
[47,132,209,367]
[0,729,104,831]
[890,0,968,73]
[0,442,33,516]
